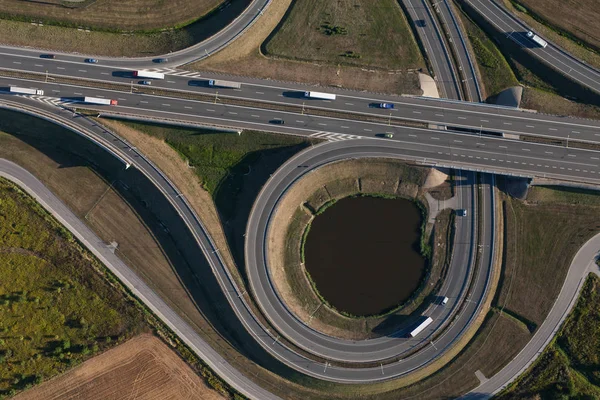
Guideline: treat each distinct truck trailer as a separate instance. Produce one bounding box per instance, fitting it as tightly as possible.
[304,91,337,100]
[82,97,118,106]
[208,79,242,89]
[526,31,548,48]
[9,86,44,95]
[409,317,433,338]
[133,70,165,80]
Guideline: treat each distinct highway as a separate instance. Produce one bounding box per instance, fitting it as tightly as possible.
[464,232,600,399]
[1,63,599,145]
[2,78,599,185]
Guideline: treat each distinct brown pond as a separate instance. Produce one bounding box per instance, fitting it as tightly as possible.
[304,196,426,316]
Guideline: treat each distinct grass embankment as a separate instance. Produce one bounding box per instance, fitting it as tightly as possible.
[505,0,600,68]
[0,0,221,31]
[264,0,423,70]
[455,0,600,116]
[0,0,250,57]
[0,178,146,397]
[456,6,518,98]
[118,121,311,218]
[192,0,424,95]
[498,275,600,399]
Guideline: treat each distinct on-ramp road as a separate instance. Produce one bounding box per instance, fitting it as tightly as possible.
[464,231,600,398]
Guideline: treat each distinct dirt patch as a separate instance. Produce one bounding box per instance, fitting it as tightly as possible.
[266,159,453,340]
[191,0,423,95]
[14,334,224,400]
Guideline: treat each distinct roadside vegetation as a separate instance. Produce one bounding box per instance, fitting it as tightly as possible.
[497,275,600,399]
[456,6,518,98]
[0,0,222,31]
[264,0,423,70]
[0,177,146,397]
[455,0,600,116]
[192,0,424,95]
[505,0,600,67]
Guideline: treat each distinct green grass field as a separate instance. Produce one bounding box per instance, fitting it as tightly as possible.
[0,178,147,397]
[121,122,310,196]
[455,3,518,98]
[264,0,424,70]
[498,274,600,399]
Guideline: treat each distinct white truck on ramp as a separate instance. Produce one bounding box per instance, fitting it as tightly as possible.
[409,317,433,338]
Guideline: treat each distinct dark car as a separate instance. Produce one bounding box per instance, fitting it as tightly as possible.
[379,103,394,109]
[456,209,467,217]
[40,54,56,59]
[85,58,99,64]
[139,80,152,85]
[153,58,169,63]
[416,19,426,27]
[269,119,285,125]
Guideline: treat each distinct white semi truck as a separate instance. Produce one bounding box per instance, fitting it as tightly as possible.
[208,79,242,89]
[527,31,548,48]
[82,97,118,106]
[409,317,433,338]
[9,86,44,95]
[133,70,165,80]
[304,91,336,100]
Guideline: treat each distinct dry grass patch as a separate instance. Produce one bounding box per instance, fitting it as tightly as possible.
[0,0,222,31]
[520,87,600,120]
[14,334,225,400]
[496,188,600,328]
[0,19,193,57]
[264,0,423,70]
[191,0,423,95]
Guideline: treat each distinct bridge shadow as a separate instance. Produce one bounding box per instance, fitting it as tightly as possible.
[0,108,306,380]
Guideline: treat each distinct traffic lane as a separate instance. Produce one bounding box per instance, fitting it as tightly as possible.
[401,0,461,99]
[467,0,600,94]
[4,64,600,146]
[436,0,482,101]
[3,80,600,181]
[466,234,600,399]
[2,61,600,144]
